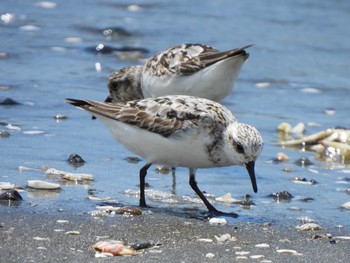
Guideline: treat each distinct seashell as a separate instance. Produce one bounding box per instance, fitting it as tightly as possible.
[91,241,136,256]
[205,253,215,258]
[277,122,292,133]
[209,217,227,226]
[276,249,302,256]
[295,223,322,231]
[276,152,289,162]
[340,201,350,209]
[291,122,305,135]
[214,233,236,242]
[215,193,239,203]
[27,180,60,190]
[0,182,16,190]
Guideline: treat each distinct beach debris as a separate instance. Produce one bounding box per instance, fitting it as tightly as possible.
[54,114,68,120]
[0,189,23,201]
[197,238,214,243]
[214,233,236,242]
[45,168,93,181]
[276,249,302,256]
[235,251,250,256]
[277,125,350,163]
[88,195,112,201]
[0,97,20,105]
[91,241,136,256]
[155,165,171,174]
[23,130,45,135]
[0,182,19,190]
[130,241,153,250]
[124,156,142,163]
[275,152,289,162]
[56,219,69,224]
[215,193,255,207]
[269,191,293,202]
[95,205,142,216]
[67,154,85,167]
[291,176,317,185]
[27,180,60,190]
[296,223,322,231]
[250,255,265,259]
[334,236,350,240]
[65,231,80,235]
[0,130,10,137]
[33,236,50,241]
[294,157,313,167]
[215,193,239,203]
[340,201,350,209]
[209,217,227,226]
[255,243,270,248]
[205,253,215,259]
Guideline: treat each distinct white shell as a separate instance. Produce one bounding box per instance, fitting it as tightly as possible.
[27,180,60,190]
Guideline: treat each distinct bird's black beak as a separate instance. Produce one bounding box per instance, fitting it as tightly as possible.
[245,161,258,193]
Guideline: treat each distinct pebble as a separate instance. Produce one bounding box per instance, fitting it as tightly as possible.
[276,152,289,162]
[215,193,239,203]
[0,97,20,105]
[54,114,68,120]
[65,231,80,235]
[255,243,270,248]
[0,182,16,190]
[250,255,265,259]
[0,130,10,137]
[235,251,250,256]
[276,249,302,256]
[270,191,293,202]
[0,189,23,201]
[209,217,227,226]
[340,201,350,209]
[295,223,322,231]
[27,180,60,190]
[197,238,214,243]
[67,153,85,167]
[56,220,69,224]
[214,233,236,242]
[23,130,45,135]
[291,176,317,185]
[205,253,215,259]
[130,241,153,250]
[294,157,313,167]
[35,1,57,9]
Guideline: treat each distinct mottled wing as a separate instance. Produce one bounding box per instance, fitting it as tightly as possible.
[145,44,251,76]
[66,96,235,138]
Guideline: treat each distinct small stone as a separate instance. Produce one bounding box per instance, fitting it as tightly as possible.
[205,253,215,259]
[340,201,350,209]
[270,191,293,202]
[255,243,270,248]
[0,189,23,201]
[0,97,20,105]
[0,131,10,138]
[276,249,302,256]
[296,223,322,231]
[65,231,80,235]
[294,157,313,167]
[67,154,85,167]
[209,217,227,226]
[276,152,289,162]
[250,255,264,259]
[197,238,214,243]
[125,156,141,164]
[27,180,60,190]
[130,241,153,250]
[214,233,236,242]
[54,114,68,120]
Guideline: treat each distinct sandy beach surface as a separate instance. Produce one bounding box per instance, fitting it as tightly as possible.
[1,205,349,263]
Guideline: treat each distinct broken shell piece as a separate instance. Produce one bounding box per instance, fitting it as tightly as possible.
[215,193,239,203]
[27,180,60,190]
[276,152,289,162]
[296,223,322,231]
[209,218,227,226]
[278,122,292,133]
[0,182,16,190]
[45,168,93,181]
[214,233,236,242]
[276,249,302,256]
[91,241,136,256]
[291,122,305,135]
[340,201,350,209]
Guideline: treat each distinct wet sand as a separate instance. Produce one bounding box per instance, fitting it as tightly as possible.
[1,207,349,263]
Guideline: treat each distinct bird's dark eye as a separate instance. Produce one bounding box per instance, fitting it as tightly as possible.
[236,144,245,154]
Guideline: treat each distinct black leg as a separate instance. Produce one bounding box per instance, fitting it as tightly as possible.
[189,168,219,213]
[189,169,238,218]
[139,163,152,207]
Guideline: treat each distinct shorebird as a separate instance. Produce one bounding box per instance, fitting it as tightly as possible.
[107,44,251,103]
[67,95,263,215]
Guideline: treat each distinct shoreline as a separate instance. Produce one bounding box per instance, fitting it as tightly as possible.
[1,206,349,263]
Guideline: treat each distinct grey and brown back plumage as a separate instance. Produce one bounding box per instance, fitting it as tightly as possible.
[143,44,251,77]
[66,95,236,138]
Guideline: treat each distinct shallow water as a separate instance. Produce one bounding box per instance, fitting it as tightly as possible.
[1,0,350,228]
